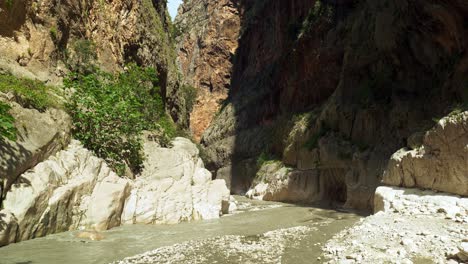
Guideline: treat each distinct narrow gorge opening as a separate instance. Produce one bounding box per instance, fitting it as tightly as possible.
[320,170,347,206]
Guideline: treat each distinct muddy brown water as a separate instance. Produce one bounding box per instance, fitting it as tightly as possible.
[0,197,363,264]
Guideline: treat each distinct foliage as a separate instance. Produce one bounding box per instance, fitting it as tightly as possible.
[303,123,330,150]
[0,102,16,141]
[5,0,13,9]
[64,39,98,74]
[300,1,335,36]
[181,84,197,113]
[0,74,59,111]
[65,64,175,176]
[256,151,278,168]
[49,27,58,40]
[171,23,183,40]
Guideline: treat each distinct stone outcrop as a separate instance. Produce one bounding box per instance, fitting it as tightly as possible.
[0,138,231,247]
[121,137,230,224]
[246,161,321,203]
[0,140,130,245]
[383,111,468,196]
[175,0,240,140]
[199,0,468,209]
[0,0,189,126]
[0,94,71,204]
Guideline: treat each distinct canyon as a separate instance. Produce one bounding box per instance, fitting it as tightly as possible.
[0,0,467,263]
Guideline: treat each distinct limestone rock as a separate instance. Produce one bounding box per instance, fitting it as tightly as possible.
[374,186,468,219]
[121,137,230,225]
[86,175,130,231]
[246,161,321,203]
[175,0,240,140]
[0,210,18,247]
[1,140,125,242]
[0,98,71,202]
[457,242,468,262]
[383,111,468,196]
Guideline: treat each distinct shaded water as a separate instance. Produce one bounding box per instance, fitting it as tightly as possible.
[0,197,363,264]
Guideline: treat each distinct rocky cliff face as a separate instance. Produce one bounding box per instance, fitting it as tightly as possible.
[0,0,189,126]
[200,0,468,209]
[175,0,240,140]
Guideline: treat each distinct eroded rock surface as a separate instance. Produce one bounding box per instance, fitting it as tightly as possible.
[0,95,71,203]
[175,0,240,140]
[200,0,468,211]
[384,111,468,196]
[121,137,230,224]
[0,138,231,247]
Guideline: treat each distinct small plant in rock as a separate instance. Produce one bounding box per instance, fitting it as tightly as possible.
[256,151,278,168]
[5,0,13,9]
[303,124,330,150]
[0,102,16,141]
[49,27,58,41]
[65,64,176,176]
[65,39,98,74]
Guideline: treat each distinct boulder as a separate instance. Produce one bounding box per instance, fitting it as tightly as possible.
[0,99,71,201]
[246,161,321,203]
[383,111,468,196]
[122,137,231,225]
[1,140,129,243]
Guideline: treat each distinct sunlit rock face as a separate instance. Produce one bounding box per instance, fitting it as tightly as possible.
[175,0,241,141]
[384,111,468,196]
[200,0,468,210]
[0,138,231,247]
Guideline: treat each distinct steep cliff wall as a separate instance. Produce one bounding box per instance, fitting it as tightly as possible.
[175,0,240,140]
[201,0,468,209]
[0,0,189,126]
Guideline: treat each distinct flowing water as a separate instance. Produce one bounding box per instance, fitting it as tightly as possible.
[0,197,364,264]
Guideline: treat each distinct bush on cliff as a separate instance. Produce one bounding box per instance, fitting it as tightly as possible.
[0,73,60,111]
[0,101,16,141]
[65,64,175,176]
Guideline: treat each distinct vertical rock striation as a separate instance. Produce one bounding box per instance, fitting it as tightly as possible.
[175,0,241,141]
[200,0,468,209]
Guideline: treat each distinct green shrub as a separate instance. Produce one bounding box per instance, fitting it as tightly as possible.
[49,27,58,40]
[5,0,13,9]
[303,124,329,150]
[0,102,16,141]
[65,64,175,176]
[300,1,335,36]
[256,151,277,168]
[0,74,59,111]
[65,39,97,74]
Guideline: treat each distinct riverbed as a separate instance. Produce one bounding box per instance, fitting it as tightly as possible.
[0,197,363,264]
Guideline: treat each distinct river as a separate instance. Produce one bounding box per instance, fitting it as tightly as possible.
[0,197,364,264]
